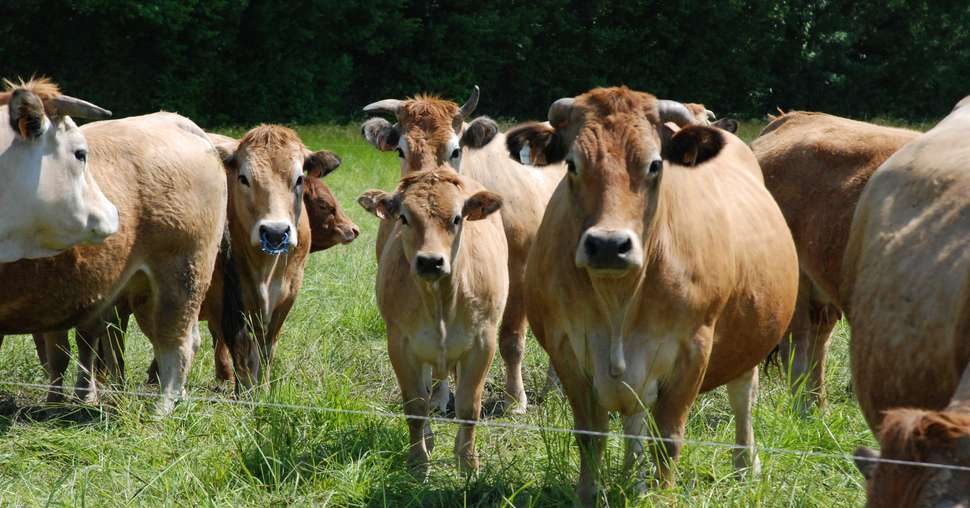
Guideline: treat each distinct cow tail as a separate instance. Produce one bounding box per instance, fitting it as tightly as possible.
[220,226,247,348]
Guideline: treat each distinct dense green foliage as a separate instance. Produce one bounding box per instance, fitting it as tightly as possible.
[2,1,968,125]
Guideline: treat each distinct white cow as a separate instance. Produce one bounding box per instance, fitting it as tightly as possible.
[0,78,118,262]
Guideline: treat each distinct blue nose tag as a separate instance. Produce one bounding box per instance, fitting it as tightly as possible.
[260,231,290,255]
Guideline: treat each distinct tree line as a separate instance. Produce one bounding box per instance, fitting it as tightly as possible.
[2,0,966,126]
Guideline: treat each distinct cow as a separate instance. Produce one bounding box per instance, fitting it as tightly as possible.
[8,128,356,398]
[842,95,970,464]
[854,407,970,507]
[360,86,564,414]
[505,86,798,503]
[0,100,227,413]
[0,78,118,263]
[752,112,919,410]
[358,168,507,476]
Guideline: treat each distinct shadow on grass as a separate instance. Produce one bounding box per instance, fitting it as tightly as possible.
[0,389,108,431]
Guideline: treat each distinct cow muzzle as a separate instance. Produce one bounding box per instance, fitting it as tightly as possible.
[576,228,643,276]
[414,251,450,282]
[257,222,293,255]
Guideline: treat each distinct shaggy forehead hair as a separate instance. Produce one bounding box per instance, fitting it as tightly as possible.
[0,77,61,102]
[397,169,464,219]
[399,95,460,145]
[240,124,304,151]
[577,86,660,123]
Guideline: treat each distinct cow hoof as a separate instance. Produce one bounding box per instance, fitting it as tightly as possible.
[407,455,430,480]
[456,452,480,474]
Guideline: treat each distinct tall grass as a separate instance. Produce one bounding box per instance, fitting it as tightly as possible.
[0,120,889,506]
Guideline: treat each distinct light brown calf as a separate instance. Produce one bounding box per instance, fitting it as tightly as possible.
[752,112,919,409]
[361,87,564,413]
[507,87,798,503]
[842,98,970,506]
[0,97,227,412]
[359,169,508,476]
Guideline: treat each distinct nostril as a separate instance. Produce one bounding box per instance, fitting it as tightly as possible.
[432,257,443,268]
[585,236,599,257]
[617,237,633,255]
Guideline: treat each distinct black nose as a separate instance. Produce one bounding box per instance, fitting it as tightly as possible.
[583,231,635,270]
[259,225,290,253]
[415,253,446,279]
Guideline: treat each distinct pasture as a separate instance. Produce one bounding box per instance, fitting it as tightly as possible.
[0,120,901,506]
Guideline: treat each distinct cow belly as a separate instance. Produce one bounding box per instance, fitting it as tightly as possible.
[565,328,680,415]
[404,320,477,366]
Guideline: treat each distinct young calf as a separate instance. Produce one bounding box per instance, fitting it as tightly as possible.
[359,169,507,475]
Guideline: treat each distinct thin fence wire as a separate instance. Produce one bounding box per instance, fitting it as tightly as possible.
[0,379,966,474]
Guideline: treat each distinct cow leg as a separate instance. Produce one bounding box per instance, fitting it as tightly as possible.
[726,365,761,477]
[100,306,131,387]
[453,329,497,473]
[30,334,47,369]
[650,338,708,489]
[388,326,432,477]
[498,259,528,414]
[429,364,449,414]
[783,276,840,413]
[43,331,71,403]
[540,361,562,400]
[622,411,650,494]
[74,328,100,404]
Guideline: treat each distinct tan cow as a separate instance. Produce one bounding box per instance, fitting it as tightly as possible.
[358,169,507,475]
[752,112,919,409]
[0,78,118,262]
[361,87,564,413]
[0,106,226,413]
[842,95,970,473]
[506,86,798,502]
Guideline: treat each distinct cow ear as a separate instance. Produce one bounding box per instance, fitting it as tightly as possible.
[462,190,502,221]
[6,89,47,139]
[304,149,341,178]
[664,125,726,167]
[358,189,399,220]
[361,117,400,152]
[460,116,499,149]
[712,117,739,134]
[214,140,239,170]
[853,447,880,480]
[506,121,566,166]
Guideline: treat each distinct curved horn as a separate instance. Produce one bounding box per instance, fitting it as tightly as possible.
[548,97,575,128]
[43,95,111,120]
[657,99,694,127]
[705,109,716,122]
[459,85,480,119]
[362,99,403,118]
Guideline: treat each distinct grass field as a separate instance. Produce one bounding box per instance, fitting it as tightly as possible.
[0,120,881,506]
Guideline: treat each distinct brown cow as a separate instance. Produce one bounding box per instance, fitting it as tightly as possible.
[0,91,227,412]
[360,86,564,414]
[506,86,798,502]
[751,112,919,410]
[854,407,970,507]
[359,169,507,475]
[843,97,970,428]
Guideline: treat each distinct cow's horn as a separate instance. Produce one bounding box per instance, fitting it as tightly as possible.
[459,85,480,119]
[363,99,403,118]
[548,97,575,128]
[657,99,694,127]
[44,95,112,120]
[705,109,716,122]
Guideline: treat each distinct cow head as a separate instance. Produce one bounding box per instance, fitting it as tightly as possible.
[216,125,340,255]
[505,86,726,279]
[304,175,359,252]
[360,86,500,175]
[685,102,739,133]
[358,169,501,282]
[855,408,970,507]
[0,77,117,262]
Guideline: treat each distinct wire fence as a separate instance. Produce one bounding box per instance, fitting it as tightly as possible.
[1,378,966,475]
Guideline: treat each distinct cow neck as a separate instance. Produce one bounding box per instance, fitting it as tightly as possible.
[410,227,466,374]
[229,214,288,331]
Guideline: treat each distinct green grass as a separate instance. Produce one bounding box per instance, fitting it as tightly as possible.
[0,121,883,506]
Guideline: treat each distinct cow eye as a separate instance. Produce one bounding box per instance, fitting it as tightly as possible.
[396,148,404,159]
[238,174,250,186]
[295,175,304,188]
[74,149,87,163]
[566,159,577,175]
[450,148,461,159]
[452,215,462,226]
[647,159,663,176]
[399,214,408,226]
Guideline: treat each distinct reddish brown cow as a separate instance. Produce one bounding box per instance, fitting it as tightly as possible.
[507,87,798,503]
[752,112,919,409]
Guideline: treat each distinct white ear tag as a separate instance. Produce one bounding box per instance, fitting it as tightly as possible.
[518,142,533,166]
